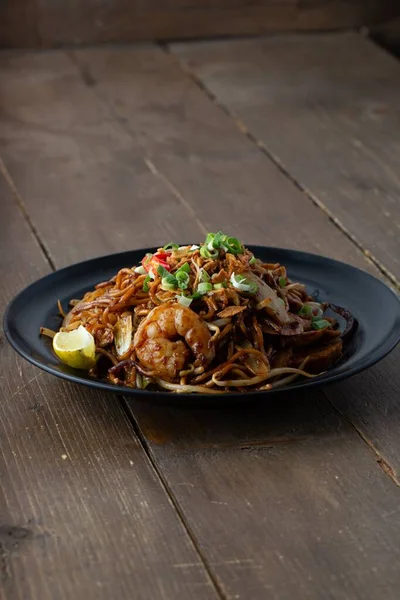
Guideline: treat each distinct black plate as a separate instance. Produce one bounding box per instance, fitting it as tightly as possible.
[4,246,400,403]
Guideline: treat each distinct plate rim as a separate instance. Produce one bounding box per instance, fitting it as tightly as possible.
[4,245,400,400]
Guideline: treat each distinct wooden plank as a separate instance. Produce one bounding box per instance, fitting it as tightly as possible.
[2,45,400,599]
[0,51,205,268]
[127,393,400,600]
[1,0,398,49]
[0,46,382,270]
[0,176,217,598]
[0,0,39,48]
[170,33,400,284]
[68,45,383,272]
[326,346,400,481]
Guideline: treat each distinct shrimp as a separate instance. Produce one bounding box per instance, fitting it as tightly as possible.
[133,302,215,380]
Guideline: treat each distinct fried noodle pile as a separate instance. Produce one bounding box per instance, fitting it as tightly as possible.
[43,233,355,393]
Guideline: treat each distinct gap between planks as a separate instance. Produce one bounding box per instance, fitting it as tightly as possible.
[0,157,56,271]
[161,44,400,292]
[324,393,400,487]
[66,50,209,237]
[117,395,227,599]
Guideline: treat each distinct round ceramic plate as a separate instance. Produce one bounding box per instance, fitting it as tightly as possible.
[4,246,400,403]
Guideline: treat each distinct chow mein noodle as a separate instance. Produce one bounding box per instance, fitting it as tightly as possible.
[41,233,355,393]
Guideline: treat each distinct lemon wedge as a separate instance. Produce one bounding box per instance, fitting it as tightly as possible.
[53,325,96,370]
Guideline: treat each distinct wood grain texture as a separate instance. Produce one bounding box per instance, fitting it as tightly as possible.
[126,391,400,600]
[70,45,384,274]
[0,177,217,599]
[1,43,400,599]
[1,0,398,49]
[326,346,400,482]
[171,32,400,284]
[0,46,382,272]
[0,51,206,267]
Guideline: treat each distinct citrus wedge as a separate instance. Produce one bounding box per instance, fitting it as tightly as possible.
[53,325,96,370]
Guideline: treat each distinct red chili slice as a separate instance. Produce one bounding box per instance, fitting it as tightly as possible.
[141,251,171,273]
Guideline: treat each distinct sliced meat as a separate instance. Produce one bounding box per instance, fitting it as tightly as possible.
[283,328,342,348]
[270,347,293,369]
[290,339,343,373]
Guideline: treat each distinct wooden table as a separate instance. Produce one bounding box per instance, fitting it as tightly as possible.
[1,33,400,600]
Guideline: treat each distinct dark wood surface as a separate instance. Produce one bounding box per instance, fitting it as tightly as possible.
[1,0,398,49]
[0,170,216,598]
[1,33,400,600]
[171,33,400,285]
[372,15,400,55]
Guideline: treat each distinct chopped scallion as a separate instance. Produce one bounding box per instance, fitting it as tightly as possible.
[199,268,210,283]
[200,246,219,259]
[312,318,331,330]
[176,262,191,274]
[197,282,213,294]
[230,273,258,294]
[157,265,170,279]
[143,275,151,292]
[298,304,313,317]
[203,231,244,256]
[175,271,190,289]
[177,295,193,307]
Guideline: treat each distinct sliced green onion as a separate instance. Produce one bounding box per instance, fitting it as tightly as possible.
[312,318,331,330]
[212,231,225,250]
[134,265,147,275]
[178,295,193,308]
[176,262,191,274]
[188,291,202,300]
[230,273,258,294]
[157,265,170,279]
[213,282,226,290]
[225,236,243,255]
[161,273,178,291]
[197,282,213,295]
[298,304,313,317]
[279,277,286,288]
[205,232,216,248]
[199,268,210,283]
[200,246,219,259]
[143,275,151,292]
[249,256,257,265]
[162,243,179,251]
[176,271,190,289]
[190,245,199,251]
[203,231,243,256]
